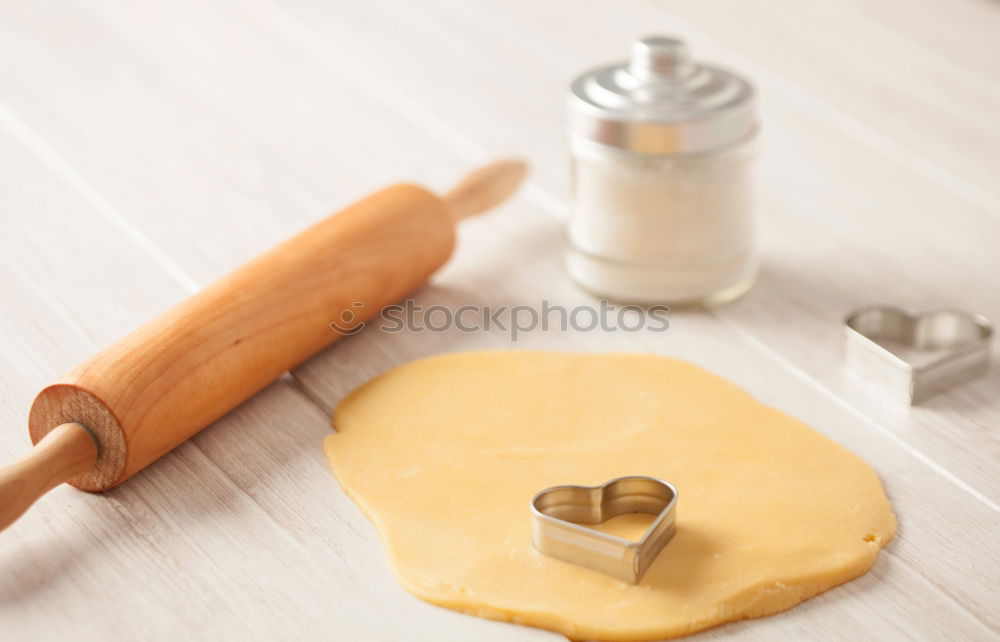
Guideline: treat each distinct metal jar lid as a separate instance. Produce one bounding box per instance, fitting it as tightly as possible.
[568,36,757,154]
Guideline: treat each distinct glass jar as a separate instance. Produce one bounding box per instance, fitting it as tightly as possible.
[566,36,759,305]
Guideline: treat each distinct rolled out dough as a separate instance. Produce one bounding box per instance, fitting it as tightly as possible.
[324,351,895,640]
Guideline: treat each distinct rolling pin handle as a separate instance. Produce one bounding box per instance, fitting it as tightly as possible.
[444,159,528,221]
[0,422,98,531]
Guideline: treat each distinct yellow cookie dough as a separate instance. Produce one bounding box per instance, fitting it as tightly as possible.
[324,351,895,640]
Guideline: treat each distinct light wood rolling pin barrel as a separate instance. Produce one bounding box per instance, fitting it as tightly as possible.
[0,159,528,531]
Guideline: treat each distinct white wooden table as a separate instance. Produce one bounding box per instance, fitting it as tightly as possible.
[1,1,997,640]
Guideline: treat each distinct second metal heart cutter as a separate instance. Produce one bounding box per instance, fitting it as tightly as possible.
[530,476,678,583]
[844,306,993,403]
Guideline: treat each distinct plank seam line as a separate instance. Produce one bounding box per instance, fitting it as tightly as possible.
[281,371,335,419]
[0,100,202,295]
[110,482,265,623]
[255,0,999,514]
[251,0,484,161]
[138,443,364,625]
[878,546,997,632]
[645,0,1000,219]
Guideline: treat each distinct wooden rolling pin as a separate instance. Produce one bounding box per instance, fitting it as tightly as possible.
[0,159,527,530]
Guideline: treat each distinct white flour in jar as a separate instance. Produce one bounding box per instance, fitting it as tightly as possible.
[566,36,759,304]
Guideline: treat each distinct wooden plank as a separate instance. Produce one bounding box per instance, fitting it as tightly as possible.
[0,0,462,286]
[653,0,1000,211]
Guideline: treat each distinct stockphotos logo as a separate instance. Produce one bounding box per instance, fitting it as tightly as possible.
[330,299,669,341]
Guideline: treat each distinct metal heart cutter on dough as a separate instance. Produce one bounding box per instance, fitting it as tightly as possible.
[844,306,994,404]
[530,476,677,584]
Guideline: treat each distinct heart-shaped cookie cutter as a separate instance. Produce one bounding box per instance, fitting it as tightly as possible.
[530,476,677,584]
[844,306,993,404]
